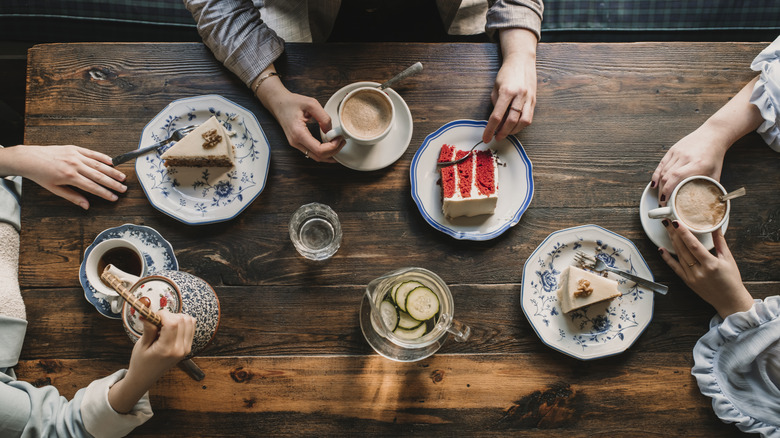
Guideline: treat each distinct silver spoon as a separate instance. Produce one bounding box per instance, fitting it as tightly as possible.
[379,62,423,90]
[720,187,746,202]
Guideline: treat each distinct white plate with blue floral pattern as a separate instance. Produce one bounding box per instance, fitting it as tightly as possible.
[135,95,271,225]
[410,120,534,240]
[521,224,655,360]
[80,224,178,320]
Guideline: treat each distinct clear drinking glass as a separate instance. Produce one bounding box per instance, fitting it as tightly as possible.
[360,267,471,362]
[289,203,342,261]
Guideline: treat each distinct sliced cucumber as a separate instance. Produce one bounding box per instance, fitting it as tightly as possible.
[405,287,440,321]
[397,310,423,330]
[393,322,427,340]
[379,300,399,331]
[393,281,423,313]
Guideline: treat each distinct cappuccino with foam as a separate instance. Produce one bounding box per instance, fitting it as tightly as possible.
[674,179,727,231]
[340,89,393,140]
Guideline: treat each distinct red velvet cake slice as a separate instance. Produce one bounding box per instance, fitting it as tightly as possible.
[437,144,498,218]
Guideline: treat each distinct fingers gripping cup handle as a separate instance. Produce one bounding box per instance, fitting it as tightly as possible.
[647,206,672,219]
[323,126,344,143]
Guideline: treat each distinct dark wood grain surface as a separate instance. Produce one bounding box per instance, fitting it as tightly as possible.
[19,42,779,436]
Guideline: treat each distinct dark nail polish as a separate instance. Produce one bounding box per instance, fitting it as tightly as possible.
[662,219,669,227]
[658,248,664,255]
[672,220,679,229]
[660,194,666,202]
[650,180,656,188]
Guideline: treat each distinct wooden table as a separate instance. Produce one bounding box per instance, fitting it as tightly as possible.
[19,41,779,436]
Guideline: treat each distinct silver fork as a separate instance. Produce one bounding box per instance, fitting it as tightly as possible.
[574,250,668,295]
[112,124,198,166]
[436,140,484,167]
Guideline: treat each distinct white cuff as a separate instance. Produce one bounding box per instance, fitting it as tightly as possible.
[81,369,153,438]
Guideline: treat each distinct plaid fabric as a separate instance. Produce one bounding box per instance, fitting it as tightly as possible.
[0,0,778,33]
[0,0,196,27]
[543,0,780,31]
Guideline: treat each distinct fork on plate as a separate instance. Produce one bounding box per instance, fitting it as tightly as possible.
[574,250,668,295]
[112,124,198,166]
[436,140,483,167]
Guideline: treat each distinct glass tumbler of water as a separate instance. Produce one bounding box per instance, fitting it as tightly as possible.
[289,203,342,260]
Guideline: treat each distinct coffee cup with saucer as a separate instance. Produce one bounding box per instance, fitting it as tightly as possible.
[320,81,413,171]
[639,179,729,254]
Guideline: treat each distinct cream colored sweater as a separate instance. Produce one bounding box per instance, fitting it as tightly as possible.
[0,222,25,320]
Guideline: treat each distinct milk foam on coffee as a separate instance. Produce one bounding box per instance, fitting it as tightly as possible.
[675,179,727,230]
[341,89,392,139]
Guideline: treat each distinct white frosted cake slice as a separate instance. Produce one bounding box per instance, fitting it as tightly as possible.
[437,144,498,218]
[160,116,235,167]
[556,265,622,314]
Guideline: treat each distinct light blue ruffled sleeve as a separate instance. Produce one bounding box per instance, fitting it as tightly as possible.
[692,296,780,438]
[750,36,780,152]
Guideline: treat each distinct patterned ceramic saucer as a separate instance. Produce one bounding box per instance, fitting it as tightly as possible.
[80,224,178,319]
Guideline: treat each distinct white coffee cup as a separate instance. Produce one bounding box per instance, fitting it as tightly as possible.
[323,86,395,146]
[85,238,148,313]
[647,175,730,234]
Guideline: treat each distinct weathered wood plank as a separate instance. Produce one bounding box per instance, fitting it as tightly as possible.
[18,282,778,359]
[19,204,780,290]
[13,353,742,436]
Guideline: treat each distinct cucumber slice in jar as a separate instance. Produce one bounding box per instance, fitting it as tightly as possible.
[393,322,427,340]
[397,310,423,330]
[379,300,399,331]
[405,287,440,321]
[393,281,423,313]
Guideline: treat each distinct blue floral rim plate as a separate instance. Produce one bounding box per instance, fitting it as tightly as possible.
[135,94,271,225]
[521,224,655,360]
[410,120,534,241]
[80,224,179,319]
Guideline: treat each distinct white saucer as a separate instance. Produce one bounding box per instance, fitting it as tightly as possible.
[639,182,728,255]
[321,81,413,171]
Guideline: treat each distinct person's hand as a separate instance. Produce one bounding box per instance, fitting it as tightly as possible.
[108,311,195,413]
[1,145,126,209]
[650,127,729,206]
[651,75,764,206]
[483,28,538,143]
[658,220,754,318]
[255,72,345,162]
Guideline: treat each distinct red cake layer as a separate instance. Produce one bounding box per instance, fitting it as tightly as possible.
[438,144,456,199]
[456,150,473,198]
[475,150,496,195]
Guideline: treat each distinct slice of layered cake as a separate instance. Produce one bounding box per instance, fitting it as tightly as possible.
[437,144,498,218]
[556,265,622,314]
[160,116,235,167]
